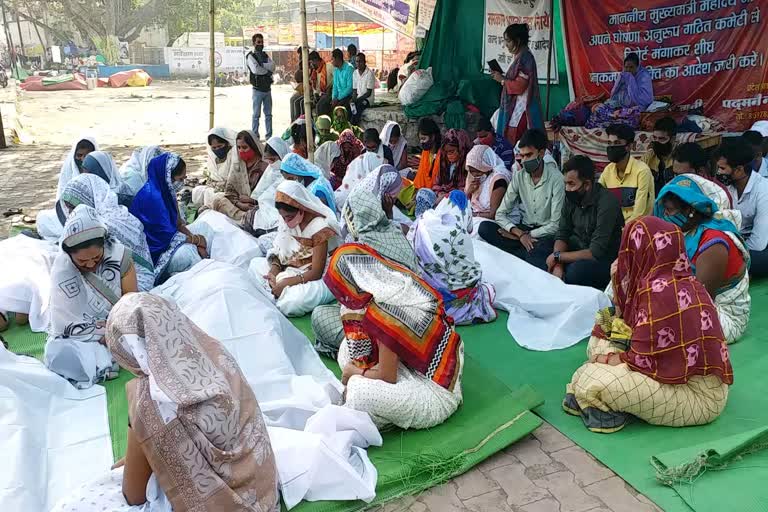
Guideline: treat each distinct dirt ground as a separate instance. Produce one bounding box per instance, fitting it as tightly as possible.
[14,80,297,146]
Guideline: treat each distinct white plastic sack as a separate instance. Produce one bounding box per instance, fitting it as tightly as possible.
[398,67,433,106]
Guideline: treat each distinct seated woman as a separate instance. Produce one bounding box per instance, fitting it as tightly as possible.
[280,152,337,212]
[362,128,394,166]
[80,151,132,205]
[250,180,340,317]
[44,205,138,389]
[51,293,279,512]
[330,129,365,190]
[316,114,338,144]
[334,151,385,209]
[324,243,464,429]
[315,140,341,180]
[211,129,268,221]
[119,145,163,196]
[240,136,290,239]
[192,127,240,209]
[38,136,98,240]
[410,190,497,325]
[291,119,312,158]
[382,120,408,172]
[414,129,473,217]
[61,174,155,291]
[655,174,750,344]
[464,144,513,227]
[331,105,362,139]
[564,217,733,433]
[130,153,208,281]
[312,184,415,357]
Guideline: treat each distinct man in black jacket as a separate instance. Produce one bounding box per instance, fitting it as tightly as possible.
[246,33,275,139]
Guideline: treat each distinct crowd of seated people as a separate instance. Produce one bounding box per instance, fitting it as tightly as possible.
[7,42,768,510]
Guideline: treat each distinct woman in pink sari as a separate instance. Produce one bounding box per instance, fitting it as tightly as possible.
[491,23,544,147]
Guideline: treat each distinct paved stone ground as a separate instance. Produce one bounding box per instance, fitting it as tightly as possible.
[0,145,664,512]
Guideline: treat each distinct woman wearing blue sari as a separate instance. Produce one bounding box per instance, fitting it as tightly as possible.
[129,153,208,281]
[279,153,338,212]
[654,174,751,343]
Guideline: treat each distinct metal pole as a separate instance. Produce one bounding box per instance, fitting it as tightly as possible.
[209,0,215,129]
[331,0,336,49]
[380,26,384,73]
[544,0,555,120]
[300,0,314,161]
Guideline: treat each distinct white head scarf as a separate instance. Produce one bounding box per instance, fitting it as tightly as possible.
[266,136,290,160]
[206,127,240,183]
[315,141,341,179]
[119,145,163,195]
[57,135,98,199]
[381,121,406,169]
[334,152,384,210]
[82,151,128,197]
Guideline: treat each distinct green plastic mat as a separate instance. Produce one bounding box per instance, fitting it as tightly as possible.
[650,426,768,512]
[461,282,768,512]
[2,312,543,512]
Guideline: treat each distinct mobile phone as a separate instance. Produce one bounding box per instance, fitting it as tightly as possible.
[487,59,504,74]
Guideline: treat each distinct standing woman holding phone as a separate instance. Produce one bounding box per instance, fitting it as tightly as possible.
[491,23,544,147]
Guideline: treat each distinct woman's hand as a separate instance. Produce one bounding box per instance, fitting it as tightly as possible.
[197,245,209,259]
[111,457,125,470]
[491,71,504,83]
[194,235,207,248]
[590,353,623,366]
[270,279,287,299]
[341,362,363,385]
[382,195,395,219]
[465,176,481,194]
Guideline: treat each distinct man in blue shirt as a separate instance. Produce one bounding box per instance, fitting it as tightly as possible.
[331,48,354,113]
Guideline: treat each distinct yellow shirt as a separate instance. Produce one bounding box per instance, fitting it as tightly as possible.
[599,157,655,222]
[641,147,674,174]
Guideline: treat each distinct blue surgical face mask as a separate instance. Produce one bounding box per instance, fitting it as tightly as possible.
[663,212,688,229]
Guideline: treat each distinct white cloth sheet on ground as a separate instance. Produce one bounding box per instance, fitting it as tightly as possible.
[473,240,611,350]
[0,235,58,331]
[187,210,264,268]
[0,346,112,512]
[152,259,381,509]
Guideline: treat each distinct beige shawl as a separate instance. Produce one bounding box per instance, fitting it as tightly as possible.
[106,293,279,512]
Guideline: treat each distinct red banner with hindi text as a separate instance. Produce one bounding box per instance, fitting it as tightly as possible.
[562,0,768,131]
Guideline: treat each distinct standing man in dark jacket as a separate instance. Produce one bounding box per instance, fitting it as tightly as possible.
[247,33,275,139]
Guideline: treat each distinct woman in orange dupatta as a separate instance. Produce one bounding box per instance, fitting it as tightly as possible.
[564,217,733,433]
[324,243,464,430]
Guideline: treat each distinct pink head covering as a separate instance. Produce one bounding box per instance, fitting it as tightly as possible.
[466,145,494,173]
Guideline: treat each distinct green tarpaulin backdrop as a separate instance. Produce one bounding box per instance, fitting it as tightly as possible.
[415,0,570,121]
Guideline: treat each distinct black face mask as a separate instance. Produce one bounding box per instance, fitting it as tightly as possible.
[420,140,433,151]
[565,186,586,205]
[254,44,264,52]
[716,173,734,186]
[606,145,628,163]
[652,141,672,157]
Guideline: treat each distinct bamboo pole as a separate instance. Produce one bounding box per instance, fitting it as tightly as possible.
[331,0,336,48]
[545,0,554,120]
[209,0,215,129]
[300,0,314,161]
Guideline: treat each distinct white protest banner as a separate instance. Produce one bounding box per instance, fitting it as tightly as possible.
[483,0,558,84]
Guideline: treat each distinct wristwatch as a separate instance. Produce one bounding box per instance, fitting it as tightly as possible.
[553,251,561,263]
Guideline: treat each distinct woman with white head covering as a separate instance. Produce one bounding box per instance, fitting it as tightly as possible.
[52,293,279,512]
[119,145,163,195]
[56,135,98,198]
[381,120,408,171]
[410,190,497,325]
[280,152,338,212]
[44,204,137,389]
[81,151,133,205]
[61,174,155,291]
[464,144,514,235]
[249,180,340,316]
[37,136,99,240]
[240,136,289,240]
[315,140,341,180]
[192,127,241,208]
[334,152,384,211]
